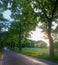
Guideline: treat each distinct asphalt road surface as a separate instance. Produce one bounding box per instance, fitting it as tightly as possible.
[1,49,58,65]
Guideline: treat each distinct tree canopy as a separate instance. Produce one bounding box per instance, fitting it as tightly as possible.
[0,0,58,56]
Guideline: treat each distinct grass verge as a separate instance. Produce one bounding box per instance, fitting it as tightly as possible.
[0,52,2,59]
[21,48,58,63]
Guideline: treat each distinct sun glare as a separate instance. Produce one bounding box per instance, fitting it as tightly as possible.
[29,27,49,46]
[29,27,43,41]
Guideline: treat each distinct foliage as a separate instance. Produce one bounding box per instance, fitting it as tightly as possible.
[0,1,6,21]
[54,42,58,49]
[24,39,36,48]
[9,0,58,55]
[54,26,58,33]
[0,1,9,51]
[6,0,38,50]
[32,0,58,56]
[36,40,47,48]
[0,0,58,56]
[22,39,47,48]
[0,30,18,50]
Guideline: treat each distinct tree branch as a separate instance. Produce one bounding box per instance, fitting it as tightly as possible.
[54,14,58,19]
[39,1,49,19]
[35,0,49,19]
[52,0,58,18]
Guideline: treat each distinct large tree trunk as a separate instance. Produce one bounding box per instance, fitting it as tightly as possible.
[47,22,54,56]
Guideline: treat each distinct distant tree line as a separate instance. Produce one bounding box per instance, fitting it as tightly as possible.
[22,40,47,48]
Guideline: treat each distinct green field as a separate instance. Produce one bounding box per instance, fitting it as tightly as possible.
[22,48,58,63]
[22,48,49,56]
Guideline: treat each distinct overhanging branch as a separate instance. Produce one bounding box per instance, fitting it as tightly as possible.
[52,0,58,18]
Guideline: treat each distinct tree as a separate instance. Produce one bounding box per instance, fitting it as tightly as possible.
[8,21,23,51]
[7,0,38,51]
[36,40,47,48]
[32,0,58,56]
[0,1,8,51]
[25,39,36,48]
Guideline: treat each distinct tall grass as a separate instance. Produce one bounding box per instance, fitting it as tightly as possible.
[21,48,58,63]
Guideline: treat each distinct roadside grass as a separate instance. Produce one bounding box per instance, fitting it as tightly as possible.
[21,48,58,63]
[0,52,2,59]
[22,48,49,56]
[0,49,4,59]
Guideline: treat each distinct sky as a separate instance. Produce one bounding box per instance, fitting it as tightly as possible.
[3,10,11,20]
[29,27,49,45]
[3,10,58,46]
[30,27,43,41]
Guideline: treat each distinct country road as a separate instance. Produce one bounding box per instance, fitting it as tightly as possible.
[1,49,58,65]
